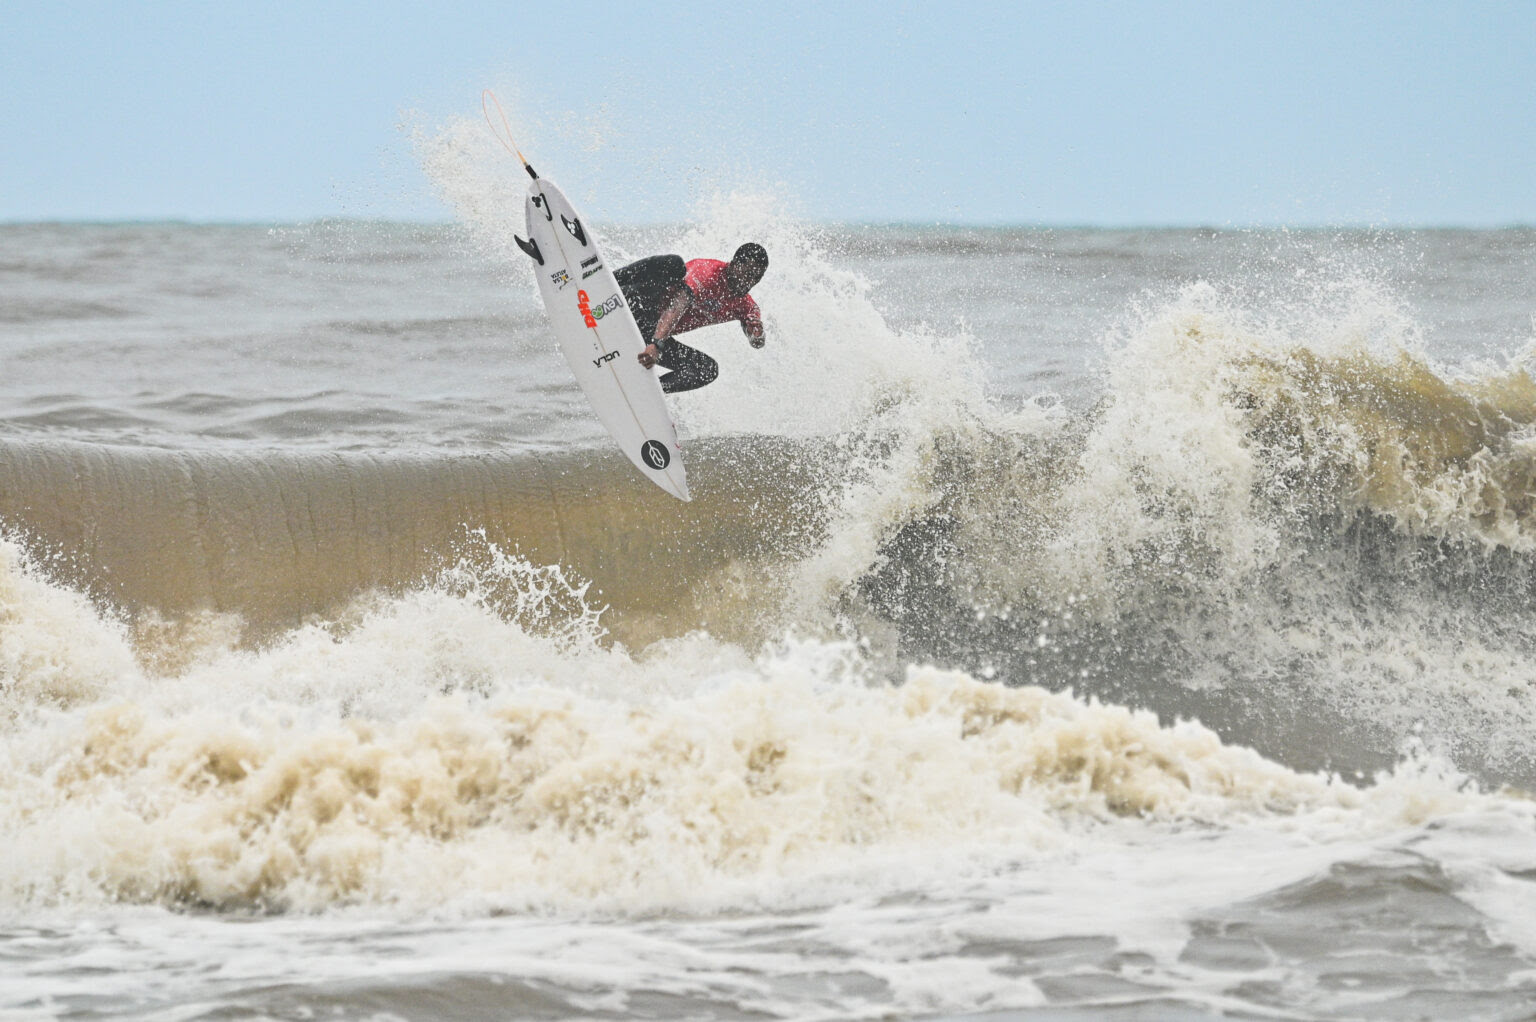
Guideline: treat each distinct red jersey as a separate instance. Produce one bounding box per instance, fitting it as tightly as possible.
[675,259,762,336]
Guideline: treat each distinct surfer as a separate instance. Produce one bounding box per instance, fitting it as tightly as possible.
[614,243,768,393]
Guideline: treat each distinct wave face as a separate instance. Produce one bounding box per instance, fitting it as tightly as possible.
[0,437,822,648]
[3,214,1536,1018]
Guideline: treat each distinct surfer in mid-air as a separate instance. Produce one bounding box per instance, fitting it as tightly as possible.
[614,243,768,393]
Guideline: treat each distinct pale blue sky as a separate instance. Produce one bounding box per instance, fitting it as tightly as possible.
[3,1,1533,225]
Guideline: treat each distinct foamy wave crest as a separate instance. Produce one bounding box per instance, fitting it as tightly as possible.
[0,633,1497,914]
[0,534,136,721]
[794,275,1536,782]
[1,519,1506,916]
[1065,277,1536,582]
[431,529,608,653]
[410,108,529,269]
[1241,338,1536,552]
[667,192,993,440]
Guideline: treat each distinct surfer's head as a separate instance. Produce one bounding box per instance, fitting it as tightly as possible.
[725,243,768,296]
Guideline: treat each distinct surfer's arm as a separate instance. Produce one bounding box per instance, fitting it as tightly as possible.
[639,288,692,368]
[741,299,765,348]
[653,288,691,340]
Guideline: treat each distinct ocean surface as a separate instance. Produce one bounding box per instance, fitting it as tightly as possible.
[3,169,1536,1021]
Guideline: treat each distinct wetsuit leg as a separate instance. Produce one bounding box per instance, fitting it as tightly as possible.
[614,255,687,343]
[655,337,719,394]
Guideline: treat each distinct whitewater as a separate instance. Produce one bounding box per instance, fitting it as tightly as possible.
[1,123,1535,1019]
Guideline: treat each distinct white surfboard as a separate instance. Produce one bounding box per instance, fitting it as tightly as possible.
[518,178,689,502]
[482,91,689,502]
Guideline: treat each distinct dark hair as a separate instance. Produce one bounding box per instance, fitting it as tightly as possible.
[731,242,768,272]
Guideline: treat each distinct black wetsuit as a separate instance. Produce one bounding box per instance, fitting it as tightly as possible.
[613,255,719,394]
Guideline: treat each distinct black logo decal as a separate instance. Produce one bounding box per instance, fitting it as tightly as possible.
[580,256,599,269]
[561,214,587,245]
[592,350,619,368]
[640,440,670,470]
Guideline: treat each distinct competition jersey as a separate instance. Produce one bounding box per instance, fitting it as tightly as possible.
[674,259,762,336]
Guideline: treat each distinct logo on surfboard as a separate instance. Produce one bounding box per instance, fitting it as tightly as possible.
[577,289,622,328]
[640,440,671,470]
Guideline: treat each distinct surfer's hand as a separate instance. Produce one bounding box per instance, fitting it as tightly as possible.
[638,344,660,368]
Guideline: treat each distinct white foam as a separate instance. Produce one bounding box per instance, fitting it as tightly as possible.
[0,537,1515,918]
[0,536,138,722]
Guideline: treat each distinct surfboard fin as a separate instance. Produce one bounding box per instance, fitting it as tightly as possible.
[561,214,587,246]
[515,235,543,265]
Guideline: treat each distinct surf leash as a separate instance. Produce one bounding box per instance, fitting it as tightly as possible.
[482,89,538,180]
